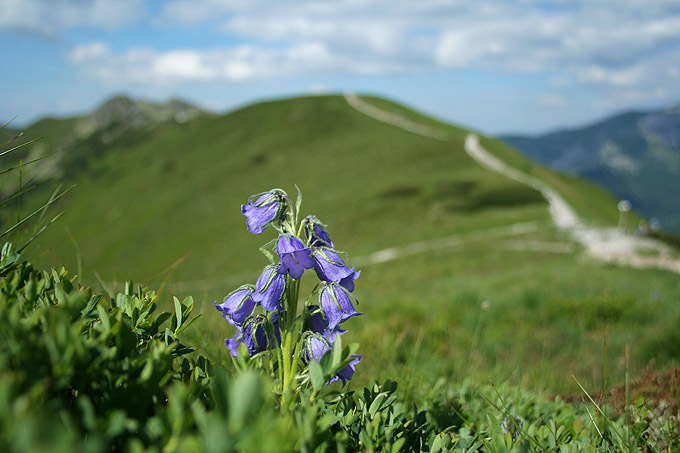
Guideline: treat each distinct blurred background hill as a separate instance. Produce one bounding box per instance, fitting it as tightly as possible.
[502,105,680,234]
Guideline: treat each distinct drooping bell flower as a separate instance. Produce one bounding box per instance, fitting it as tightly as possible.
[252,264,286,311]
[312,247,356,284]
[225,314,281,357]
[215,284,255,326]
[224,327,246,357]
[339,270,360,292]
[306,308,329,334]
[277,234,314,279]
[319,283,362,331]
[305,309,346,361]
[304,309,358,386]
[241,189,288,234]
[330,355,361,386]
[302,216,334,248]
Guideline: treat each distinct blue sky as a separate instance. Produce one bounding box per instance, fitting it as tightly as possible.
[2,0,680,134]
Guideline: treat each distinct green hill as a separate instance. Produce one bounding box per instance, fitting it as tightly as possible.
[5,94,679,395]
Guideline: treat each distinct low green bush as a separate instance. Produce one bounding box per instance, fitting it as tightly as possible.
[1,246,678,451]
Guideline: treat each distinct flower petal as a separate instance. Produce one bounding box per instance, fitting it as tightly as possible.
[252,266,285,311]
[278,235,314,280]
[241,190,287,234]
[319,283,362,331]
[339,270,360,292]
[215,286,255,326]
[313,248,354,283]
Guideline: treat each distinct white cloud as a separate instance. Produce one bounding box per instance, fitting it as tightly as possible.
[587,48,680,110]
[307,84,330,94]
[0,0,145,35]
[69,41,343,84]
[63,0,680,107]
[540,94,566,107]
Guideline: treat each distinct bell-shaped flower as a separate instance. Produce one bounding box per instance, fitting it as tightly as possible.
[306,307,328,334]
[225,329,245,357]
[330,355,361,387]
[312,248,356,284]
[215,284,255,326]
[303,216,334,248]
[319,283,362,331]
[339,270,360,292]
[305,309,346,361]
[241,190,287,234]
[225,314,281,357]
[277,235,314,279]
[252,264,286,311]
[303,309,358,386]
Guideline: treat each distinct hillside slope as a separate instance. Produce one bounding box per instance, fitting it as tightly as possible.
[9,94,618,290]
[501,105,680,233]
[7,94,680,393]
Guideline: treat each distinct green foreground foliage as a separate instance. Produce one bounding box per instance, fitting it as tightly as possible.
[1,250,677,452]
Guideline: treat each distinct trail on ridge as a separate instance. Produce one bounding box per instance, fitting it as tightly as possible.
[345,93,680,274]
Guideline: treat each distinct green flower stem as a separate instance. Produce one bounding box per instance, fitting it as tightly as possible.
[303,282,321,312]
[280,329,295,407]
[281,275,302,407]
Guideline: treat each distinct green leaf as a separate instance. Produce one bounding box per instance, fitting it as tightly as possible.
[294,184,303,222]
[172,344,196,357]
[173,296,183,330]
[309,360,325,392]
[140,359,154,382]
[391,437,406,453]
[80,294,101,319]
[331,334,343,367]
[182,296,194,318]
[175,313,202,336]
[368,393,387,418]
[229,371,263,431]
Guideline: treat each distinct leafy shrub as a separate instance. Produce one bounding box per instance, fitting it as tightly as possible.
[0,245,213,451]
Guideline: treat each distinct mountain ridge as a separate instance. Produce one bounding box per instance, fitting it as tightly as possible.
[3,93,625,288]
[0,95,209,194]
[501,103,680,233]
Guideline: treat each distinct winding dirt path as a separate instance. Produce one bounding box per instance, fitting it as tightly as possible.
[345,93,680,274]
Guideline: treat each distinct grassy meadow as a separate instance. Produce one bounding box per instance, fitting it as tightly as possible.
[5,94,680,414]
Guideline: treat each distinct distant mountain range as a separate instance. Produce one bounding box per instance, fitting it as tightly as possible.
[501,105,680,233]
[0,96,209,195]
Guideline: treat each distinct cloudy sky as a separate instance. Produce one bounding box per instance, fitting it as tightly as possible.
[2,0,680,134]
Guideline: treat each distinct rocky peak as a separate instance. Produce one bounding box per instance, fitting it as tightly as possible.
[74,95,207,140]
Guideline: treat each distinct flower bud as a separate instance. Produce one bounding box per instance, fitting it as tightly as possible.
[241,189,288,234]
[302,215,334,248]
[215,284,255,326]
[252,265,286,311]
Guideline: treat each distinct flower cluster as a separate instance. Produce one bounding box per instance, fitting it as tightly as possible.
[216,189,362,394]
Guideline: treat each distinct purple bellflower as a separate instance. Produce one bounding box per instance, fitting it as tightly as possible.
[241,190,287,234]
[312,248,356,285]
[303,216,334,248]
[319,283,362,331]
[331,355,361,386]
[339,270,360,292]
[305,309,359,387]
[252,264,286,311]
[277,235,315,279]
[215,285,255,326]
[306,310,346,360]
[225,314,281,357]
